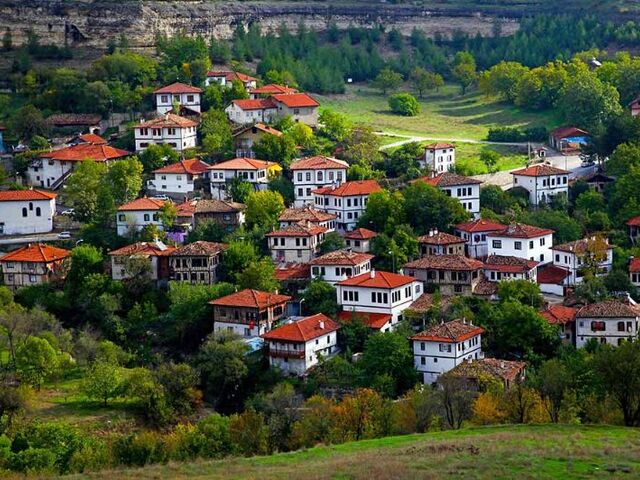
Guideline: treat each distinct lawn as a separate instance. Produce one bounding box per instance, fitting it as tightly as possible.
[64,424,640,480]
[319,84,560,141]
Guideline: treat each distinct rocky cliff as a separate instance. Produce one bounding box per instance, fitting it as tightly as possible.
[0,0,523,50]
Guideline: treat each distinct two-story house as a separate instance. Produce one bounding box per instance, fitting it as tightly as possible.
[249,83,298,98]
[208,157,281,199]
[278,207,336,232]
[626,216,640,244]
[511,164,569,207]
[290,156,349,208]
[551,237,614,286]
[417,230,466,256]
[169,241,227,284]
[149,158,210,199]
[266,223,327,263]
[403,255,484,296]
[193,199,246,229]
[271,93,320,126]
[205,70,258,89]
[336,270,423,330]
[421,142,455,173]
[454,219,506,259]
[575,299,640,348]
[153,82,202,115]
[232,123,283,158]
[211,289,291,338]
[309,249,373,285]
[225,98,277,125]
[631,257,640,287]
[415,172,481,218]
[446,358,526,390]
[0,189,56,236]
[541,305,577,345]
[261,313,340,376]
[0,244,70,290]
[116,197,167,237]
[134,113,198,153]
[108,240,176,282]
[313,180,382,232]
[487,223,554,265]
[484,255,538,283]
[411,318,484,384]
[343,228,377,253]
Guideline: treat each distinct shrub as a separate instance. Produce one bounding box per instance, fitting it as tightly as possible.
[112,431,167,467]
[487,126,547,142]
[9,447,57,474]
[388,93,420,116]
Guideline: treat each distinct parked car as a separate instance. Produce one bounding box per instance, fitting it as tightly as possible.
[57,231,72,239]
[60,208,75,216]
[152,195,170,201]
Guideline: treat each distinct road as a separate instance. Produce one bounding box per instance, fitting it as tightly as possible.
[375,132,529,150]
[0,233,71,246]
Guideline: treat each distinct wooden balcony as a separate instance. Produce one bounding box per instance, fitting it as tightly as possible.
[267,346,305,359]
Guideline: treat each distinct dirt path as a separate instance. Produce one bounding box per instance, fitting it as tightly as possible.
[375,131,529,150]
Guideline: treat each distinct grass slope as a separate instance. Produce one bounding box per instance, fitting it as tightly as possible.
[65,425,640,480]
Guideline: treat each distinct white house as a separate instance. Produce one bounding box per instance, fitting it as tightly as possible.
[134,113,198,153]
[309,249,373,285]
[552,237,614,287]
[225,99,277,125]
[116,197,167,237]
[148,158,210,199]
[270,93,320,127]
[261,313,340,376]
[336,270,423,330]
[418,230,466,256]
[484,255,538,283]
[0,189,56,236]
[205,70,258,89]
[343,228,377,253]
[208,157,282,199]
[266,223,327,264]
[313,180,382,232]
[153,82,202,115]
[631,258,640,287]
[511,164,569,207]
[454,218,506,259]
[415,173,482,218]
[108,240,176,282]
[487,223,554,265]
[290,156,349,208]
[575,299,640,348]
[411,318,484,384]
[249,83,298,98]
[422,142,455,173]
[279,207,336,232]
[0,244,70,290]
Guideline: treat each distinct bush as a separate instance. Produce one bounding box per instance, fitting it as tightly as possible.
[388,93,421,116]
[487,126,547,142]
[112,431,167,467]
[9,447,57,474]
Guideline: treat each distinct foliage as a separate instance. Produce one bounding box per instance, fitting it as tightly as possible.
[388,93,420,116]
[82,361,123,407]
[15,337,61,390]
[244,190,285,232]
[301,279,339,317]
[236,258,280,293]
[371,68,403,95]
[318,232,346,254]
[403,181,470,234]
[360,332,418,397]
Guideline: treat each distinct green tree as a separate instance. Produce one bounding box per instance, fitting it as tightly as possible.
[201,109,234,158]
[318,109,352,142]
[360,190,405,234]
[479,61,529,101]
[452,52,477,94]
[403,181,470,234]
[302,279,339,316]
[65,245,104,299]
[252,135,297,168]
[15,337,60,390]
[63,161,109,222]
[480,185,515,214]
[158,202,177,230]
[222,241,259,281]
[606,142,640,178]
[410,67,443,98]
[497,280,544,309]
[388,93,420,116]
[318,232,346,254]
[236,258,279,292]
[245,190,285,231]
[480,148,500,173]
[139,143,178,172]
[372,67,403,95]
[82,361,123,407]
[343,125,382,166]
[559,71,622,130]
[9,105,49,141]
[268,176,295,206]
[229,177,253,203]
[532,359,571,423]
[361,331,418,397]
[105,156,143,206]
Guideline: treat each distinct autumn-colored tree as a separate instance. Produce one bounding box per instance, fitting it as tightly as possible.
[332,388,382,442]
[472,391,507,425]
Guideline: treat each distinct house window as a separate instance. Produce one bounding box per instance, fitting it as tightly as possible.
[29,275,37,283]
[187,95,194,102]
[22,208,27,217]
[492,240,502,249]
[420,342,425,351]
[144,214,150,221]
[590,321,606,332]
[618,322,625,332]
[420,357,426,365]
[514,241,522,250]
[35,207,41,217]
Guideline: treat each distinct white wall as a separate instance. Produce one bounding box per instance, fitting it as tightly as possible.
[269,234,321,263]
[26,159,74,188]
[413,334,482,384]
[156,92,201,114]
[116,210,163,236]
[487,232,553,264]
[552,248,613,286]
[512,174,569,206]
[135,126,197,153]
[438,184,480,218]
[310,260,371,286]
[293,168,347,207]
[0,198,55,235]
[151,172,196,196]
[424,147,455,172]
[313,193,370,232]
[224,104,276,124]
[267,331,338,375]
[576,316,639,348]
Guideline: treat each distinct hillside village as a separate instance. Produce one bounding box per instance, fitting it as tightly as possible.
[2,15,640,476]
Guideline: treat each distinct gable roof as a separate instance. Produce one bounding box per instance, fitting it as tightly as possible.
[541,305,577,325]
[109,241,176,257]
[0,189,56,202]
[491,223,554,239]
[425,142,455,150]
[415,172,482,187]
[511,164,570,177]
[279,207,336,223]
[170,241,227,257]
[455,219,506,233]
[194,199,245,214]
[210,289,291,309]
[448,358,526,383]
[404,255,484,271]
[310,249,373,266]
[77,133,107,145]
[337,311,392,330]
[484,255,538,273]
[313,180,382,197]
[272,92,319,108]
[117,197,166,212]
[207,71,258,83]
[262,314,339,342]
[406,293,451,313]
[154,82,202,94]
[627,216,640,227]
[138,113,198,129]
[576,300,640,318]
[0,244,70,263]
[550,126,589,139]
[265,224,327,238]
[417,231,465,245]
[552,238,612,254]
[153,158,210,175]
[537,264,570,285]
[412,319,484,343]
[344,228,378,240]
[275,263,311,281]
[290,156,349,170]
[231,98,276,111]
[233,123,283,138]
[209,157,277,171]
[631,258,640,273]
[40,143,130,162]
[337,270,416,289]
[250,84,298,95]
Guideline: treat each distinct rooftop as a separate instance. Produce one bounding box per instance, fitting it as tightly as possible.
[40,143,130,162]
[153,158,210,175]
[272,92,319,108]
[576,300,640,318]
[415,172,482,187]
[310,249,373,266]
[553,238,612,254]
[313,180,382,197]
[194,199,245,214]
[265,224,327,238]
[274,263,311,281]
[484,255,538,273]
[0,244,69,263]
[0,189,56,202]
[209,157,278,171]
[170,241,227,257]
[537,265,570,285]
[448,358,526,383]
[154,82,203,94]
[511,164,570,177]
[407,293,451,313]
[412,319,484,343]
[550,126,589,139]
[491,223,554,239]
[279,207,336,223]
[425,142,455,150]
[210,289,291,309]
[337,311,392,330]
[250,84,298,95]
[404,255,484,271]
[290,155,349,170]
[337,270,416,289]
[231,98,275,111]
[138,113,198,129]
[344,228,378,240]
[455,218,506,233]
[631,258,640,273]
[117,197,166,212]
[261,314,339,343]
[109,241,176,257]
[541,305,577,325]
[233,123,282,138]
[207,71,258,83]
[417,231,465,245]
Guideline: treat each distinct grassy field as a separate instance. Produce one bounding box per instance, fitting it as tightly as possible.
[63,424,640,480]
[320,84,560,141]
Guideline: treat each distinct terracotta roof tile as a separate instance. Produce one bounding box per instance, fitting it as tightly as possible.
[170,241,227,256]
[491,223,554,239]
[404,255,484,271]
[484,255,538,273]
[275,263,311,281]
[344,228,378,240]
[109,241,176,257]
[449,358,526,383]
[553,238,612,254]
[78,133,107,145]
[290,156,349,170]
[455,219,506,233]
[117,198,166,212]
[412,319,484,343]
[425,142,455,150]
[313,180,381,197]
[418,231,465,245]
[194,199,245,214]
[630,258,640,273]
[265,224,327,237]
[337,270,416,289]
[153,158,210,175]
[576,300,640,318]
[272,92,319,108]
[626,216,640,227]
[231,98,275,111]
[262,313,339,342]
[138,113,198,129]
[338,311,392,330]
[310,249,373,266]
[233,123,282,138]
[209,157,277,170]
[541,305,577,325]
[279,207,336,223]
[537,265,570,285]
[154,82,202,94]
[407,293,451,313]
[0,189,56,202]
[207,71,258,83]
[40,144,130,162]
[550,126,589,139]
[511,164,570,176]
[415,172,482,187]
[0,244,69,263]
[210,289,291,309]
[473,279,498,296]
[250,84,298,95]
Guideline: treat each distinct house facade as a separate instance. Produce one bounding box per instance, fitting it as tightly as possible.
[415,173,481,218]
[422,142,455,173]
[484,255,538,283]
[0,244,70,290]
[511,164,569,207]
[551,237,613,286]
[278,207,336,232]
[271,93,320,126]
[225,99,277,125]
[0,190,56,236]
[154,83,202,115]
[116,198,166,237]
[108,240,175,282]
[261,314,340,375]
[205,71,258,89]
[411,319,484,384]
[418,230,466,256]
[149,158,210,199]
[232,123,282,158]
[266,223,327,263]
[134,114,198,153]
[290,156,349,208]
[454,219,506,259]
[631,257,640,287]
[309,249,373,285]
[487,223,554,265]
[627,216,640,244]
[208,157,281,199]
[193,199,246,228]
[541,305,577,345]
[575,299,640,348]
[343,228,377,253]
[403,255,484,296]
[313,180,382,232]
[548,126,589,153]
[169,241,227,284]
[211,289,291,338]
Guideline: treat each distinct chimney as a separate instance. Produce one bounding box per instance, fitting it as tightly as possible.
[462,317,466,324]
[429,229,434,237]
[319,320,325,330]
[370,268,375,279]
[434,228,438,235]
[500,361,505,369]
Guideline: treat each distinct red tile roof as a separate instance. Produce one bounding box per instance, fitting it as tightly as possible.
[338,310,392,330]
[484,255,538,273]
[455,219,506,233]
[210,289,291,309]
[78,133,107,145]
[40,144,130,162]
[344,228,378,240]
[418,231,465,245]
[0,189,56,202]
[473,279,498,296]
[550,126,589,139]
[0,244,70,263]
[265,224,327,238]
[153,158,210,175]
[175,200,197,218]
[279,207,336,223]
[630,258,640,273]
[415,172,482,187]
[404,255,484,271]
[491,223,554,239]
[407,293,451,313]
[231,98,275,111]
[537,265,570,285]
[511,164,570,177]
[170,241,227,256]
[194,199,245,214]
[250,84,298,95]
[412,319,484,343]
[541,305,577,325]
[313,180,382,197]
[209,157,276,170]
[117,197,166,211]
[553,238,612,254]
[207,71,258,83]
[577,300,640,318]
[138,113,198,129]
[290,156,349,170]
[233,123,283,138]
[425,142,455,150]
[262,313,339,342]
[449,358,526,383]
[154,82,202,94]
[109,241,176,257]
[337,270,416,289]
[272,93,319,108]
[275,263,311,281]
[310,249,373,266]
[626,216,640,227]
